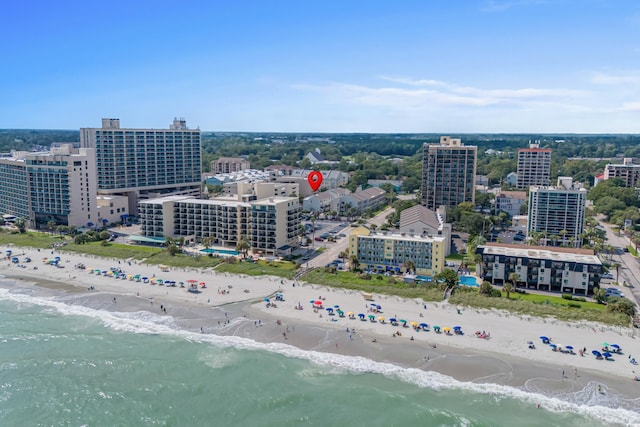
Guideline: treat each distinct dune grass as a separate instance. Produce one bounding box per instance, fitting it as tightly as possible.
[215,259,298,279]
[449,288,627,326]
[300,269,445,301]
[0,230,64,249]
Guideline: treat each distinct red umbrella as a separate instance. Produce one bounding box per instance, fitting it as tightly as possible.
[187,279,198,283]
[313,300,323,306]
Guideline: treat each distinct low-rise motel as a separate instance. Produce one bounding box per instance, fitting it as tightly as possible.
[349,227,446,276]
[476,243,603,295]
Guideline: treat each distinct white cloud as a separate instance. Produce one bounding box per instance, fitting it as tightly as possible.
[590,70,640,85]
[617,101,640,112]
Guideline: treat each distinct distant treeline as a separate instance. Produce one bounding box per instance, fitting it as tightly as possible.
[3,129,640,163]
[0,129,79,152]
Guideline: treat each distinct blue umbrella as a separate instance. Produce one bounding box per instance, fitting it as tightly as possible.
[565,345,574,350]
[375,304,382,309]
[334,305,340,308]
[453,326,462,330]
[603,352,612,358]
[326,307,333,312]
[389,318,397,323]
[419,323,429,328]
[539,336,549,341]
[264,297,270,302]
[592,350,602,357]
[610,344,620,349]
[358,313,365,318]
[549,343,557,348]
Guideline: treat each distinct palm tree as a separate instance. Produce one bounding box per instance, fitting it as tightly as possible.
[435,268,459,289]
[404,260,415,274]
[507,272,519,297]
[236,238,251,259]
[503,281,514,299]
[349,255,360,272]
[559,229,568,247]
[593,287,606,304]
[611,262,621,282]
[202,237,212,251]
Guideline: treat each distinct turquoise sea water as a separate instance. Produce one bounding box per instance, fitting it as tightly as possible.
[0,285,637,427]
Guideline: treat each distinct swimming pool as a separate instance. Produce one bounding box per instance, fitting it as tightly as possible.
[459,275,479,287]
[200,248,240,256]
[415,275,433,282]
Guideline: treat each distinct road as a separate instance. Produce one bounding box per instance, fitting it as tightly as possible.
[597,217,640,307]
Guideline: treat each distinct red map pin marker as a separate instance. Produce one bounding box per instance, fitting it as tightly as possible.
[307,171,323,191]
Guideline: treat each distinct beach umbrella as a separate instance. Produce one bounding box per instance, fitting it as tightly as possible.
[187,279,198,284]
[368,314,375,320]
[419,323,428,329]
[334,305,340,308]
[443,327,451,332]
[314,300,323,306]
[610,344,620,349]
[375,304,382,310]
[591,350,601,357]
[347,312,354,316]
[549,343,557,348]
[358,313,365,318]
[453,326,462,330]
[565,345,574,350]
[603,352,612,358]
[389,317,397,323]
[378,316,385,322]
[400,319,407,324]
[433,326,441,331]
[602,342,610,347]
[326,307,333,312]
[264,297,270,302]
[410,321,418,327]
[309,300,316,304]
[539,336,549,341]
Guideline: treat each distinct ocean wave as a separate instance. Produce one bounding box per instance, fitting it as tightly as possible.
[0,288,637,426]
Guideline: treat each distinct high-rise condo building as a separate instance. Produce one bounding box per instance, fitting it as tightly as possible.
[421,136,477,210]
[516,142,551,189]
[527,177,586,247]
[80,118,201,213]
[0,145,97,229]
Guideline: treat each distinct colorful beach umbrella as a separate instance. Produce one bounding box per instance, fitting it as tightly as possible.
[389,318,397,323]
[378,317,385,322]
[419,323,428,329]
[410,321,418,327]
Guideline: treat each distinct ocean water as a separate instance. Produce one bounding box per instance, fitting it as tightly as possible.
[0,286,638,427]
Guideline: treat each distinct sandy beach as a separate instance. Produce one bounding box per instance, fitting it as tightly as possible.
[2,246,640,408]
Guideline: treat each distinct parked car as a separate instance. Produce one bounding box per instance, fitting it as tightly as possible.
[314,237,324,242]
[602,273,614,279]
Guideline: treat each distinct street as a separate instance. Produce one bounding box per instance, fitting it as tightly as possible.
[597,217,640,308]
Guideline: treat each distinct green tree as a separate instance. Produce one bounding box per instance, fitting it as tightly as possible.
[404,260,415,274]
[435,268,459,289]
[349,255,360,272]
[503,282,514,299]
[14,217,27,234]
[47,220,57,234]
[236,238,251,259]
[593,287,607,304]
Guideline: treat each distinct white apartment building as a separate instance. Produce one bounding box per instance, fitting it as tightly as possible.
[477,243,603,295]
[80,118,201,213]
[0,145,97,229]
[528,177,586,246]
[495,191,527,217]
[139,195,301,255]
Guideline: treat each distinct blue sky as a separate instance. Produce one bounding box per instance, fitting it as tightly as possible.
[1,0,639,133]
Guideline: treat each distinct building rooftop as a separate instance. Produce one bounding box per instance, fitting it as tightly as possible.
[400,205,441,230]
[480,243,600,264]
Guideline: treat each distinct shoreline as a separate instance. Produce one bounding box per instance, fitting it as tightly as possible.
[2,246,640,412]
